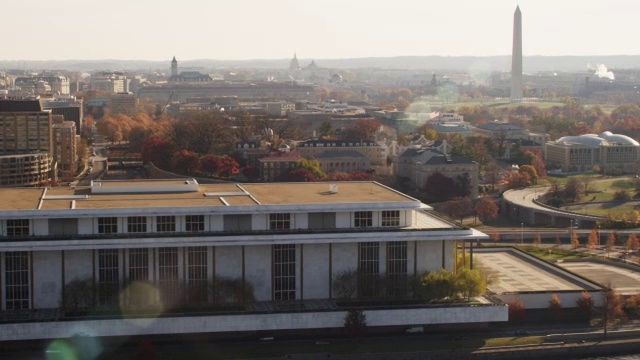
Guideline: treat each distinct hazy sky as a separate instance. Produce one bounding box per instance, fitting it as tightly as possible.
[4,0,639,60]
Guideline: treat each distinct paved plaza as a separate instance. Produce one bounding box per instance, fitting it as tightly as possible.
[559,261,640,295]
[474,249,593,294]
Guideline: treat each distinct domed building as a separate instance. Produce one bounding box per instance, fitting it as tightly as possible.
[546,131,640,173]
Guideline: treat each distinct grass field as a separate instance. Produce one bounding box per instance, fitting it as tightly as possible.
[523,247,589,262]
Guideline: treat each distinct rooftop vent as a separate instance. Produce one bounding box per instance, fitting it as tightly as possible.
[329,184,338,194]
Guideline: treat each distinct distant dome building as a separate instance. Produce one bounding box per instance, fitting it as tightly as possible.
[289,53,301,72]
[546,131,640,173]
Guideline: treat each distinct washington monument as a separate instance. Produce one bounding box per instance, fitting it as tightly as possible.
[511,5,523,102]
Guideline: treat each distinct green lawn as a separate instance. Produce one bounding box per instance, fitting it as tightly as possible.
[523,247,589,262]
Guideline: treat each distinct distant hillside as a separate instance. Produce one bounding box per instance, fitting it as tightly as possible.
[1,55,639,72]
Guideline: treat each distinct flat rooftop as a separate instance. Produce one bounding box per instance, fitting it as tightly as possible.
[474,248,599,293]
[559,260,640,296]
[0,181,419,212]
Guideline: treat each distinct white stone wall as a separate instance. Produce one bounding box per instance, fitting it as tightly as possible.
[0,305,508,341]
[335,212,351,228]
[252,214,268,231]
[302,243,330,299]
[210,215,223,232]
[33,219,48,236]
[64,250,93,283]
[416,241,444,274]
[293,213,307,229]
[330,242,357,294]
[244,245,271,301]
[78,218,93,235]
[33,251,62,309]
[215,246,243,279]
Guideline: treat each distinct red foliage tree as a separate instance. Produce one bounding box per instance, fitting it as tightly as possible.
[141,136,173,169]
[171,150,201,174]
[475,197,499,223]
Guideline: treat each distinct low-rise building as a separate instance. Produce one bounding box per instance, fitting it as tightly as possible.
[546,131,640,173]
[297,139,386,166]
[396,143,479,199]
[109,92,137,116]
[0,180,499,340]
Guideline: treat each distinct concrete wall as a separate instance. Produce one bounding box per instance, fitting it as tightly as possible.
[244,245,271,301]
[215,246,243,279]
[32,251,62,309]
[302,243,330,299]
[64,250,93,283]
[499,291,604,309]
[0,304,507,341]
[331,243,358,280]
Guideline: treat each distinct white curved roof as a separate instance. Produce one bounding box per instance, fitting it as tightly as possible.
[555,132,639,147]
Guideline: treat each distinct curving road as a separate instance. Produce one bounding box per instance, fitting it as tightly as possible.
[503,186,602,222]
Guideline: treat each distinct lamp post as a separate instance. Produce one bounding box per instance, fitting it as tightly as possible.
[521,223,524,244]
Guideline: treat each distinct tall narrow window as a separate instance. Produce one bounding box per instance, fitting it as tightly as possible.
[5,252,29,310]
[127,248,149,305]
[6,219,29,237]
[98,217,118,234]
[381,211,400,227]
[354,211,372,228]
[387,242,408,298]
[158,247,179,306]
[269,213,291,230]
[127,217,147,233]
[358,242,379,298]
[187,247,208,303]
[98,249,119,307]
[273,244,296,300]
[128,248,149,281]
[156,216,176,232]
[185,215,205,232]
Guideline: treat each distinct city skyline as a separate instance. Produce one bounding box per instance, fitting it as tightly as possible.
[3,0,640,61]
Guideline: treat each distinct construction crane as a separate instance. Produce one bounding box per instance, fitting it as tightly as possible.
[160,90,175,114]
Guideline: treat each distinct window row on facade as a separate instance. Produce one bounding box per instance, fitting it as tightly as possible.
[0,242,409,310]
[0,211,404,237]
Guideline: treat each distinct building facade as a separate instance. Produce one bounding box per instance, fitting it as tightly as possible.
[52,121,77,176]
[0,99,54,186]
[297,139,386,166]
[109,92,137,116]
[0,180,498,340]
[546,131,640,173]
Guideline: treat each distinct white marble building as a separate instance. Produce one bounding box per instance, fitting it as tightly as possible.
[0,179,504,340]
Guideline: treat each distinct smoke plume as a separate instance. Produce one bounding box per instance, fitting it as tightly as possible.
[595,64,615,80]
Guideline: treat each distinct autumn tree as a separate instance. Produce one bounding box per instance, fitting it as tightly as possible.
[491,231,500,243]
[601,285,625,339]
[625,292,640,317]
[504,171,531,189]
[171,150,200,174]
[571,231,580,249]
[576,291,594,321]
[141,136,174,169]
[424,172,455,201]
[606,232,616,258]
[345,118,381,141]
[587,228,599,250]
[519,165,539,185]
[533,232,542,247]
[442,197,474,223]
[475,197,499,223]
[548,294,563,322]
[564,178,583,203]
[507,297,526,324]
[626,233,640,252]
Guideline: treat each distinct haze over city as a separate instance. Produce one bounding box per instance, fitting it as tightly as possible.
[4,0,640,61]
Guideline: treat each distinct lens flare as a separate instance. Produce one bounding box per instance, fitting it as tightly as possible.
[119,281,164,322]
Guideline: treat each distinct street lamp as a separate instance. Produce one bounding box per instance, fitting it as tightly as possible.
[521,223,524,244]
